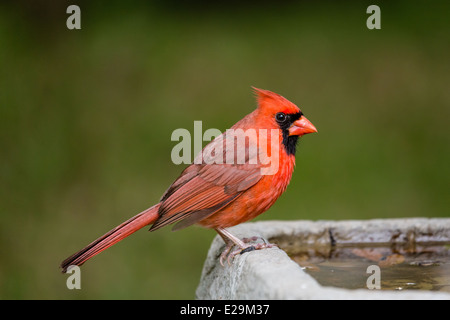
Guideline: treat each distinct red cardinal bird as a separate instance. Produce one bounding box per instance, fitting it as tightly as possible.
[60,87,317,271]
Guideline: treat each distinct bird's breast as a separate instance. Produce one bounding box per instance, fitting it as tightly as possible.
[198,153,296,229]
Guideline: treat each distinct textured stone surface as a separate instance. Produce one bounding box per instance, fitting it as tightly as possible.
[196,218,450,300]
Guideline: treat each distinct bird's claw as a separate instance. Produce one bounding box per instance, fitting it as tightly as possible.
[219,236,278,266]
[240,246,256,254]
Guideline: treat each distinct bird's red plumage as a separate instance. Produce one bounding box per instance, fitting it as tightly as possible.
[60,87,316,272]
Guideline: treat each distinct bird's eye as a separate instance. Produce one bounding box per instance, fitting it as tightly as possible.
[275,112,287,123]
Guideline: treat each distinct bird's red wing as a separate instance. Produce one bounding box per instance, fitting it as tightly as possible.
[149,163,262,231]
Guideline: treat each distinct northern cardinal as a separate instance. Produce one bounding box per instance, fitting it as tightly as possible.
[60,87,317,272]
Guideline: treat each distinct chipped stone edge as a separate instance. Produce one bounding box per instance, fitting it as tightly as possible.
[196,218,450,300]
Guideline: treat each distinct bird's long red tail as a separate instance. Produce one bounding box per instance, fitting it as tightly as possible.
[60,204,160,273]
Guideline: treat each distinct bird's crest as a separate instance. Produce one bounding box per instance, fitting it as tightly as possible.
[252,87,300,115]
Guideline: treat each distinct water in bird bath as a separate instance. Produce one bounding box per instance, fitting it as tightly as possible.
[282,242,450,292]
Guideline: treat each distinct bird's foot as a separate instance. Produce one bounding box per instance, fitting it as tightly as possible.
[219,236,278,266]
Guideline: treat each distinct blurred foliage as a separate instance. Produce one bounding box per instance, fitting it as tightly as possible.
[0,0,449,299]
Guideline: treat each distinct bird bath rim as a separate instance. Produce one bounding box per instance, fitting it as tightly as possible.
[196,218,450,300]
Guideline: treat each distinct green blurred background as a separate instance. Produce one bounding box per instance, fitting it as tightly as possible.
[0,0,449,299]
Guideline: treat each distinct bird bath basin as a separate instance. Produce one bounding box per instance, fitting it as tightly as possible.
[287,242,450,292]
[196,218,450,299]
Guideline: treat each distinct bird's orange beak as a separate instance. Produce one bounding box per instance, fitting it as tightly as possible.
[288,116,318,136]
